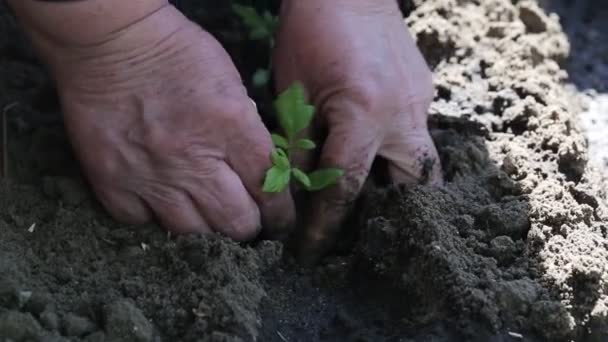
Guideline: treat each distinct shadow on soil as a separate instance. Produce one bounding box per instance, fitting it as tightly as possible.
[539,0,608,92]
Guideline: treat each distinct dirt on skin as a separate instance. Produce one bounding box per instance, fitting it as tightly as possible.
[1,0,608,341]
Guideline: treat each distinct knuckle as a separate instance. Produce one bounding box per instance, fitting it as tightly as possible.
[219,98,265,136]
[221,100,251,124]
[138,124,182,158]
[342,79,386,115]
[215,92,256,121]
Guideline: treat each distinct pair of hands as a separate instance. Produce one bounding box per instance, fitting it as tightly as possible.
[30,0,442,261]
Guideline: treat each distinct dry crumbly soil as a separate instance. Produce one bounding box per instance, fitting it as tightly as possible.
[1,0,608,341]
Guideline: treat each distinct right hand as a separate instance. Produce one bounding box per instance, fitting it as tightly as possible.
[36,5,296,240]
[273,0,442,261]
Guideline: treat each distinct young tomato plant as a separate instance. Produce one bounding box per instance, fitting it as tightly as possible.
[232,4,279,87]
[263,83,344,193]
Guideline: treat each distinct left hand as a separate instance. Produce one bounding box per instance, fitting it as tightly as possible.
[274,0,443,262]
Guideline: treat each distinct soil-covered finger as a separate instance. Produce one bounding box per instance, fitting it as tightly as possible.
[297,122,379,263]
[381,128,443,186]
[226,111,296,240]
[190,162,262,241]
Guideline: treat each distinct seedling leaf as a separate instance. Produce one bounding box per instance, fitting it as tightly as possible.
[271,134,289,149]
[250,27,270,40]
[295,138,316,150]
[292,168,311,188]
[263,166,291,192]
[263,11,274,22]
[263,81,343,193]
[262,10,279,34]
[274,82,315,140]
[271,148,290,169]
[253,69,270,87]
[232,5,271,40]
[308,168,344,191]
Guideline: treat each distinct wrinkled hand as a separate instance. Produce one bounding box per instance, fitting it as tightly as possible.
[274,0,442,261]
[45,6,295,239]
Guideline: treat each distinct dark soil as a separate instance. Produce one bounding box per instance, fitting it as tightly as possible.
[1,0,608,341]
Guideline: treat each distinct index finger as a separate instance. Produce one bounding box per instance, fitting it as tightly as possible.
[297,119,380,264]
[226,102,297,240]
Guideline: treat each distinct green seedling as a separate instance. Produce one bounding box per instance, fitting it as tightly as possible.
[232,4,278,43]
[232,4,279,88]
[263,83,344,193]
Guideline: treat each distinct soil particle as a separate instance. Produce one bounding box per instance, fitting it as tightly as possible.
[63,314,97,337]
[24,292,53,316]
[0,278,20,310]
[40,309,60,331]
[518,1,549,34]
[495,279,539,317]
[83,332,106,342]
[490,235,519,259]
[104,300,155,342]
[476,201,530,239]
[0,311,44,341]
[529,301,574,340]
